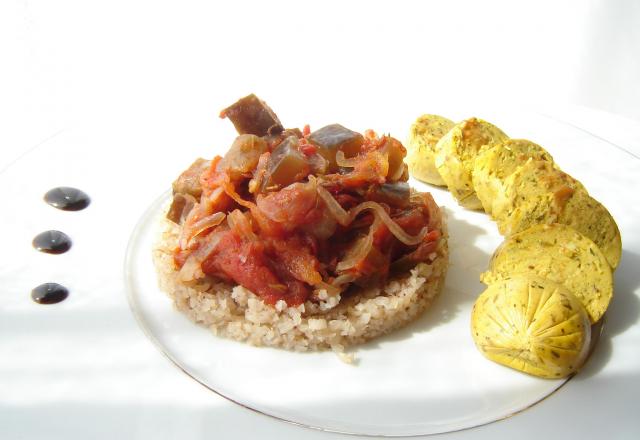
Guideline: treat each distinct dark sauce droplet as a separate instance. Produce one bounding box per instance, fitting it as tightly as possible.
[44,187,90,211]
[31,283,69,304]
[32,230,72,254]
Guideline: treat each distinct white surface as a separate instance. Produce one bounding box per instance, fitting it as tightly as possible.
[2,1,640,439]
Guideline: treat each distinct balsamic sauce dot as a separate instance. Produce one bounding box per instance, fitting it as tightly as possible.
[32,230,72,254]
[31,283,69,304]
[44,187,90,211]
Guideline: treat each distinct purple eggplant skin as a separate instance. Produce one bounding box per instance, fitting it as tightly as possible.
[221,94,284,137]
[262,136,310,190]
[172,157,210,198]
[308,124,364,171]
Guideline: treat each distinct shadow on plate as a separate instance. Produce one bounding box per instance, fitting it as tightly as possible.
[606,249,640,336]
[575,249,640,379]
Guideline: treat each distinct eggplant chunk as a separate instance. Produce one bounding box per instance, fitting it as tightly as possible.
[221,94,283,136]
[262,128,304,150]
[308,124,364,170]
[172,158,211,198]
[220,134,269,180]
[262,136,310,190]
[366,182,411,208]
[166,193,197,224]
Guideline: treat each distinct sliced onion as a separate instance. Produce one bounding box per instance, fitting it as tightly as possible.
[349,201,427,246]
[336,213,380,272]
[248,152,270,194]
[223,181,256,210]
[227,209,257,241]
[190,211,226,238]
[178,255,203,282]
[317,184,428,246]
[316,184,350,225]
[335,150,358,168]
[201,186,225,212]
[331,273,356,287]
[178,232,224,282]
[315,274,356,297]
[388,159,406,181]
[336,233,374,272]
[180,211,226,249]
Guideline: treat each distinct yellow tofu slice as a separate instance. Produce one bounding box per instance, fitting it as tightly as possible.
[471,275,591,379]
[434,117,508,210]
[558,190,622,269]
[493,159,586,235]
[406,114,455,186]
[481,223,613,323]
[473,139,555,216]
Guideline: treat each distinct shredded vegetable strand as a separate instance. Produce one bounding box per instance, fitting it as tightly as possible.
[335,150,358,168]
[335,215,381,271]
[331,274,356,286]
[183,211,226,248]
[223,181,256,209]
[317,185,428,246]
[227,209,257,241]
[349,201,428,246]
[178,231,224,282]
[316,184,350,225]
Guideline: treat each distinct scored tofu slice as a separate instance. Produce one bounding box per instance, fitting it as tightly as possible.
[493,159,586,235]
[434,117,508,210]
[481,223,613,323]
[557,190,622,269]
[473,139,555,216]
[472,274,591,379]
[406,114,455,186]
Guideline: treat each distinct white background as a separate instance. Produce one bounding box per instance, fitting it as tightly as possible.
[2,0,640,162]
[2,1,640,439]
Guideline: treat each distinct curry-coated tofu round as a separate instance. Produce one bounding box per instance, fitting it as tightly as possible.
[406,114,455,186]
[493,159,586,235]
[472,139,555,216]
[558,190,622,269]
[434,117,508,210]
[481,223,613,323]
[471,275,591,379]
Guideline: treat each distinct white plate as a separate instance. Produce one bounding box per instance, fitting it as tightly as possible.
[1,108,638,439]
[123,111,625,436]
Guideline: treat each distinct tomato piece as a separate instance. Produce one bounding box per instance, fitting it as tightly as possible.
[256,181,317,226]
[201,230,307,305]
[300,142,317,156]
[268,235,322,286]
